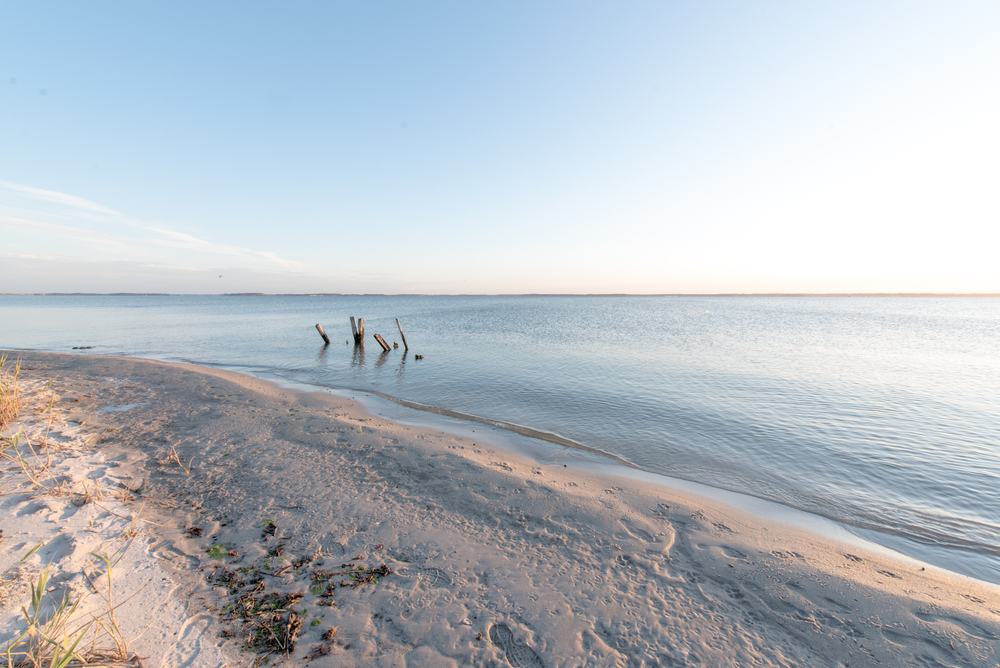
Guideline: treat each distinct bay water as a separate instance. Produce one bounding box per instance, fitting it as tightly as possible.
[2,295,998,584]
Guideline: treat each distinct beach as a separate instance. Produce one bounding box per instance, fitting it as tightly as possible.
[2,351,998,667]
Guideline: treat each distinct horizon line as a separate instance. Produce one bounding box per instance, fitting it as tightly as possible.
[3,292,1000,298]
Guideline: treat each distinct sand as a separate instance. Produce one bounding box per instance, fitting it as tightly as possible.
[2,351,998,667]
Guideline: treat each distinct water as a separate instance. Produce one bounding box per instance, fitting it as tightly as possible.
[2,295,998,584]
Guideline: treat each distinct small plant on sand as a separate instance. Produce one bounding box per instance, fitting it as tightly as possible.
[0,419,100,501]
[0,542,41,609]
[3,559,89,668]
[0,354,22,432]
[346,564,392,588]
[119,508,143,541]
[165,444,193,474]
[0,381,71,498]
[3,541,144,667]
[1,427,57,496]
[84,544,139,663]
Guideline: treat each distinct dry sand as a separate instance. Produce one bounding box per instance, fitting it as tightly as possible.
[2,351,998,667]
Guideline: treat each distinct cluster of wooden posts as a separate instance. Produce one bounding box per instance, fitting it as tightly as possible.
[314,317,410,354]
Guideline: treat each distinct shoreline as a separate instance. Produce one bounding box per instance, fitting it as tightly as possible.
[3,294,998,590]
[239,366,1000,588]
[3,351,999,667]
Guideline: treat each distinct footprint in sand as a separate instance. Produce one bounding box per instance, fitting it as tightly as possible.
[726,586,746,601]
[915,610,996,638]
[617,518,661,546]
[720,546,747,560]
[396,565,454,588]
[489,623,545,668]
[420,567,453,588]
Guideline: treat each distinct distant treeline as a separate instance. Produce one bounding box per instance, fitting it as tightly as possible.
[1,292,173,296]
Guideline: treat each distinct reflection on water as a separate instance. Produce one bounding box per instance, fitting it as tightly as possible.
[395,351,408,383]
[350,344,366,369]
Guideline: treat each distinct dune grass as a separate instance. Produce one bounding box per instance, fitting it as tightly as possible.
[2,542,145,668]
[1,365,145,667]
[0,354,21,432]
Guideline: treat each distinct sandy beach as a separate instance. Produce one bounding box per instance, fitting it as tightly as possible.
[2,351,998,667]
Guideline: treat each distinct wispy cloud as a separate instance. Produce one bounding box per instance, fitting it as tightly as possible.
[253,250,305,271]
[0,181,307,273]
[0,181,121,216]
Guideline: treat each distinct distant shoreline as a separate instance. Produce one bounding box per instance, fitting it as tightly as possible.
[3,292,999,298]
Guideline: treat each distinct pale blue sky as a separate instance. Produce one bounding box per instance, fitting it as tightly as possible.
[2,2,998,294]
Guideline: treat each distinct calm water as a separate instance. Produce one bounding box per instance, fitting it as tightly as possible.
[2,295,999,583]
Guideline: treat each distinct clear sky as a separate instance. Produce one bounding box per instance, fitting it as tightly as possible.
[2,2,998,294]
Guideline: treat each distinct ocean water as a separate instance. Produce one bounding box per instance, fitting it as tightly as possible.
[2,295,998,584]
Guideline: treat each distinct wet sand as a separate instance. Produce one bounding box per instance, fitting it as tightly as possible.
[2,351,998,667]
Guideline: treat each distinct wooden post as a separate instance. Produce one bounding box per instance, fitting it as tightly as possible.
[350,317,364,345]
[373,333,391,352]
[315,324,330,345]
[395,318,409,351]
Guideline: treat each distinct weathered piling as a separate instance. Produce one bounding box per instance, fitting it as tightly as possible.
[396,318,409,351]
[373,333,391,352]
[315,324,330,345]
[350,317,365,345]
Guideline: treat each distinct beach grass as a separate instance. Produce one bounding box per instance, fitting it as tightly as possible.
[2,548,88,668]
[1,426,67,499]
[2,542,145,668]
[1,366,147,667]
[0,354,21,432]
[0,492,151,666]
[164,444,194,474]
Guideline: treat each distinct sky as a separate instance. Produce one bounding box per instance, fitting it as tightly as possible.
[2,2,998,294]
